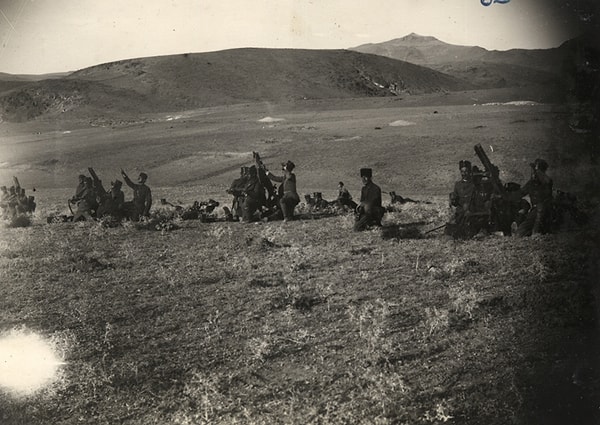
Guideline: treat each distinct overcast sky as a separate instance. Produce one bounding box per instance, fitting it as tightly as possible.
[0,0,591,75]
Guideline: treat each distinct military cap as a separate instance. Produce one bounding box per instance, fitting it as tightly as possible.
[459,160,472,170]
[78,174,86,180]
[360,168,372,178]
[529,158,548,172]
[139,172,148,181]
[283,160,295,171]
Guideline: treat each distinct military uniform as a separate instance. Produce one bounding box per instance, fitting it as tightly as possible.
[72,179,97,221]
[515,159,553,236]
[337,182,357,210]
[266,160,300,222]
[97,181,125,219]
[122,171,152,221]
[354,168,385,231]
[446,160,490,238]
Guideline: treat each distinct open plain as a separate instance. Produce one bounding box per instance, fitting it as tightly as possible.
[0,86,599,424]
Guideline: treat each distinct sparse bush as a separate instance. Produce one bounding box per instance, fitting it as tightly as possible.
[448,283,480,319]
[348,300,393,364]
[423,307,450,336]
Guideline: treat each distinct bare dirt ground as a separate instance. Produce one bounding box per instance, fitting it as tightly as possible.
[0,93,599,424]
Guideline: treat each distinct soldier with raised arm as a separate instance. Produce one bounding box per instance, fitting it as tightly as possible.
[121,169,152,221]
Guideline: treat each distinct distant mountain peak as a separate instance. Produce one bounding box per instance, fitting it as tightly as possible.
[398,33,442,43]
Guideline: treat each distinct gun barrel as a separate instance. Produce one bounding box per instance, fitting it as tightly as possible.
[474,144,504,194]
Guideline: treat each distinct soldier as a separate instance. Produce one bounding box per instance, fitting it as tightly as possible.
[449,160,475,223]
[227,167,250,221]
[121,169,152,221]
[491,182,531,236]
[446,160,489,238]
[72,177,97,221]
[97,180,125,219]
[241,166,266,222]
[17,188,29,214]
[265,160,300,222]
[354,168,385,231]
[314,192,331,210]
[337,182,357,211]
[72,174,87,202]
[510,158,553,237]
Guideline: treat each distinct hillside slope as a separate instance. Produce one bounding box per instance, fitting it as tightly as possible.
[0,48,473,122]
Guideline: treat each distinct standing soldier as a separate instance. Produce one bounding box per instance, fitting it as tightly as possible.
[354,168,385,231]
[121,169,152,221]
[509,159,553,237]
[265,160,299,222]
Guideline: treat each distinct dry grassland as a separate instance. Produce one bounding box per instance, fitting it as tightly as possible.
[0,96,598,424]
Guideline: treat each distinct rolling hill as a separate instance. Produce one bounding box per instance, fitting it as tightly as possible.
[0,48,473,122]
[351,33,568,90]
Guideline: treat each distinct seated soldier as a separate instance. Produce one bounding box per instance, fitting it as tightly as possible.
[506,158,553,237]
[446,160,485,239]
[354,168,385,231]
[491,182,531,236]
[312,192,330,210]
[97,180,126,219]
[227,167,249,221]
[337,182,357,211]
[304,194,315,209]
[72,177,97,221]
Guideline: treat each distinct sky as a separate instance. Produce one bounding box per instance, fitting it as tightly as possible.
[0,0,593,75]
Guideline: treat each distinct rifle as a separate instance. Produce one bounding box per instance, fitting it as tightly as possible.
[473,144,504,195]
[424,223,447,235]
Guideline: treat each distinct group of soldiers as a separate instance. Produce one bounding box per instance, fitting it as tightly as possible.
[224,151,386,231]
[222,146,585,238]
[226,153,300,223]
[4,144,586,239]
[0,177,36,220]
[68,168,152,222]
[445,144,586,239]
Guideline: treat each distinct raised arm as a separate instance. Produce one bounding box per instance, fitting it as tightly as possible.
[265,170,284,183]
[120,169,136,189]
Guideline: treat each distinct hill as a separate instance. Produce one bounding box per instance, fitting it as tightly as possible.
[351,33,567,90]
[0,48,473,122]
